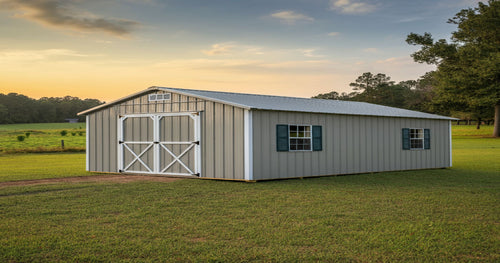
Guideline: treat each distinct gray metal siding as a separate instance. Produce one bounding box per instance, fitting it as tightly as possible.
[252,110,451,180]
[86,90,245,179]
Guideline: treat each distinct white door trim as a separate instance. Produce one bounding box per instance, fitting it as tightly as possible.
[118,112,201,176]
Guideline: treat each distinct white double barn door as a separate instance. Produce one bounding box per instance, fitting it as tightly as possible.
[118,113,200,176]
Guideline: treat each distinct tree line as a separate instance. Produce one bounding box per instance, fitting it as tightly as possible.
[314,72,438,115]
[0,93,103,124]
[315,0,499,137]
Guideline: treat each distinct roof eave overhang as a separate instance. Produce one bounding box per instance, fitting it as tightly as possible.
[77,86,252,116]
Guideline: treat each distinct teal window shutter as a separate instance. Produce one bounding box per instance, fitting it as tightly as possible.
[402,128,410,150]
[424,129,431,149]
[312,126,322,151]
[276,125,289,151]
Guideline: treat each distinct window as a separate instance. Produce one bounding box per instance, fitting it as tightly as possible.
[149,93,171,102]
[402,128,430,150]
[410,128,424,149]
[276,124,322,152]
[289,125,312,151]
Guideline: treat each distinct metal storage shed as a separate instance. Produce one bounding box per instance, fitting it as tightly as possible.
[78,86,455,181]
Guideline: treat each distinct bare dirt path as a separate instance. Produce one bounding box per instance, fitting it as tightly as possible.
[0,174,182,188]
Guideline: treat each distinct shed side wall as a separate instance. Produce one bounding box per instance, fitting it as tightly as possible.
[86,91,245,179]
[252,110,451,180]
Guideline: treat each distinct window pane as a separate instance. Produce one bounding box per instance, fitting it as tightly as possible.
[297,145,303,150]
[290,145,296,150]
[290,126,297,131]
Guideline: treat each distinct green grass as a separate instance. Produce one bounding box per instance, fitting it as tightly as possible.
[0,153,97,182]
[0,122,85,131]
[452,124,494,138]
[0,135,498,261]
[0,123,86,153]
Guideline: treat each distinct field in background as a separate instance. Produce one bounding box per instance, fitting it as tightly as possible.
[0,153,94,182]
[0,123,86,153]
[452,124,494,138]
[0,123,498,261]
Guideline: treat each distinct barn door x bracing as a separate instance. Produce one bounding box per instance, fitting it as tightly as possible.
[118,113,201,176]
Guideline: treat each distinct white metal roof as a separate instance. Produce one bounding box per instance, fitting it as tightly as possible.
[78,86,455,120]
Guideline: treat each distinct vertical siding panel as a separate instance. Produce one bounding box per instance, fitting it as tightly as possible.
[96,111,103,172]
[214,103,224,178]
[180,95,187,112]
[318,114,327,175]
[352,116,360,173]
[430,120,437,168]
[88,113,96,171]
[333,115,341,174]
[233,107,245,180]
[224,106,234,179]
[441,120,447,167]
[326,115,335,174]
[262,111,272,179]
[109,107,117,172]
[358,116,366,173]
[269,112,280,178]
[393,118,401,171]
[253,111,263,180]
[204,102,215,178]
[102,108,110,172]
[339,115,346,173]
[383,118,390,171]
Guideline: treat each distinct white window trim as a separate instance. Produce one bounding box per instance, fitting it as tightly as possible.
[288,124,312,152]
[148,93,171,102]
[409,128,424,150]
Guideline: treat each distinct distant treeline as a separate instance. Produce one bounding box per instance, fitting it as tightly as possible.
[0,93,103,124]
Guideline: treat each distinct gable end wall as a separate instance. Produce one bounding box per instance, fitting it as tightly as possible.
[86,91,245,179]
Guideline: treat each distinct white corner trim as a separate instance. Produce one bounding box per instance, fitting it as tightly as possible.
[86,115,89,171]
[244,110,253,181]
[449,120,452,167]
[117,116,123,172]
[193,112,202,177]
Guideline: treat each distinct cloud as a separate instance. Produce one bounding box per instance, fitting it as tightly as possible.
[362,47,379,53]
[202,42,265,56]
[329,0,376,14]
[327,32,340,36]
[297,48,323,58]
[0,0,140,37]
[270,10,314,24]
[0,48,87,62]
[202,42,235,56]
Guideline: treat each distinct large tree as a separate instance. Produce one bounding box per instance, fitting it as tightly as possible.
[406,0,500,136]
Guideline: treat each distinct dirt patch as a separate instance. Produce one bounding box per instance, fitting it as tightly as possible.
[0,174,182,188]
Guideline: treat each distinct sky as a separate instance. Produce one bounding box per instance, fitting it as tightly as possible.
[0,0,481,102]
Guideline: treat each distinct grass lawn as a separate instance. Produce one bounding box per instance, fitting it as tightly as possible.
[0,126,498,261]
[452,124,494,138]
[0,123,86,153]
[0,153,98,182]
